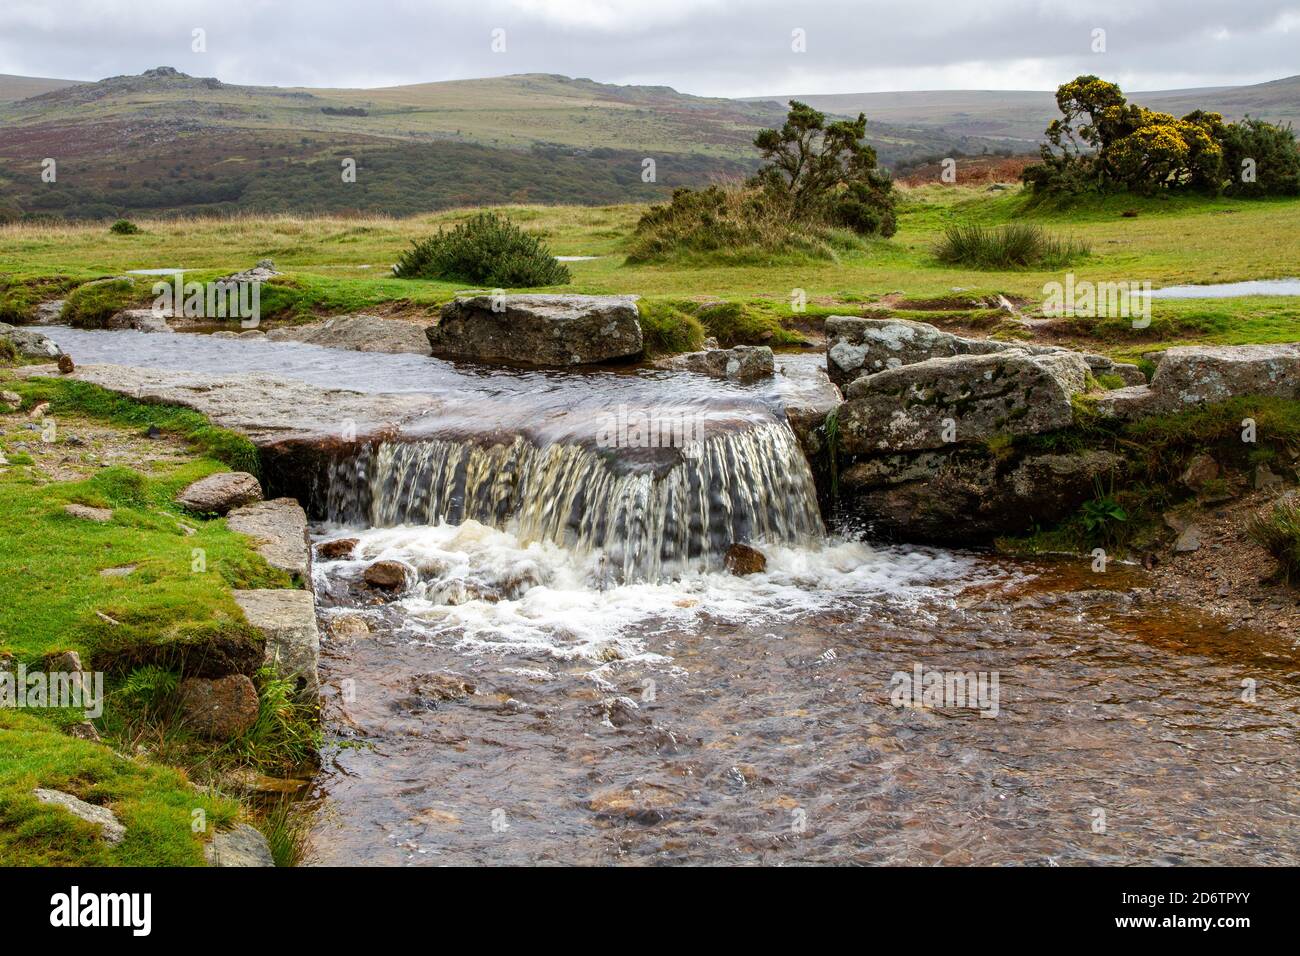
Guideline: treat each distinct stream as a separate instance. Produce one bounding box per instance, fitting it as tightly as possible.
[46,326,1300,865]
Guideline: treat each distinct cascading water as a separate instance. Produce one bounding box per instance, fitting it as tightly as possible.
[315,421,824,582]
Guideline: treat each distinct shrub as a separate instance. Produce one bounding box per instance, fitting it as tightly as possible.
[1247,494,1300,584]
[109,219,140,235]
[1221,117,1300,198]
[393,211,570,287]
[934,224,1090,269]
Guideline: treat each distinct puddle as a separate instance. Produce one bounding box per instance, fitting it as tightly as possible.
[1149,278,1300,299]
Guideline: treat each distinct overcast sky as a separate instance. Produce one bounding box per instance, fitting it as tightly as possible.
[2,0,1298,96]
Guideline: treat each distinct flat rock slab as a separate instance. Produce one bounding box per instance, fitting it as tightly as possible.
[205,823,275,867]
[839,351,1090,453]
[33,788,125,844]
[16,363,446,445]
[266,314,430,354]
[227,498,311,583]
[234,588,320,695]
[1150,344,1300,409]
[64,503,113,522]
[428,294,643,366]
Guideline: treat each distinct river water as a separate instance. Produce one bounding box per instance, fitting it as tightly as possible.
[45,326,1300,865]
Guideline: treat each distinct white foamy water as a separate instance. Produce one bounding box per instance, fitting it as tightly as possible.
[314,520,996,663]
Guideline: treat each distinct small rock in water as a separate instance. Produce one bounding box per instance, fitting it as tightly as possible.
[330,614,371,639]
[57,354,75,374]
[316,537,359,560]
[724,543,767,576]
[363,559,410,590]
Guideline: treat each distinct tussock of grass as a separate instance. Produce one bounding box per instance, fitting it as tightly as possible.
[638,301,705,356]
[935,223,1089,269]
[1248,494,1300,584]
[0,274,79,324]
[626,185,866,266]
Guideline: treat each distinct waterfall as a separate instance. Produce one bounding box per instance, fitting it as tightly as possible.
[315,421,823,582]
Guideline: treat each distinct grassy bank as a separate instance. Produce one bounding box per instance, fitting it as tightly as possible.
[0,376,313,865]
[1,186,1298,356]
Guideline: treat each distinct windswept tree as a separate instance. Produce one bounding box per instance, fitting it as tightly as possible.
[752,101,897,237]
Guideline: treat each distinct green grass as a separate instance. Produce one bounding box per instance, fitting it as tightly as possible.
[0,709,240,866]
[9,376,260,474]
[0,388,307,865]
[4,187,1296,358]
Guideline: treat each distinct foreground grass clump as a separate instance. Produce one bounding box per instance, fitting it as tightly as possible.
[60,277,150,328]
[1247,494,1300,584]
[393,211,571,287]
[935,223,1089,269]
[626,185,865,265]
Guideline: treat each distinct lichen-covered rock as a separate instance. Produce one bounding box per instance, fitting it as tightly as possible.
[0,321,62,358]
[838,351,1090,454]
[64,503,113,522]
[663,345,775,382]
[428,294,643,366]
[825,315,1142,390]
[205,823,275,867]
[1149,344,1300,409]
[178,674,260,739]
[176,471,263,514]
[825,316,1011,387]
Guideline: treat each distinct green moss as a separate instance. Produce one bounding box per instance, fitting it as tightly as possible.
[61,278,150,328]
[638,301,705,356]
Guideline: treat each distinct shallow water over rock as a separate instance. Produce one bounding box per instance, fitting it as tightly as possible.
[306,551,1300,865]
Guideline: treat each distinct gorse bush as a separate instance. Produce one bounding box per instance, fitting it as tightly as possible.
[393,211,570,287]
[109,219,140,235]
[935,224,1090,269]
[1247,494,1300,585]
[1024,75,1300,198]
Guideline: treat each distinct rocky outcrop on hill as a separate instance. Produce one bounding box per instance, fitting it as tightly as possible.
[428,294,643,366]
